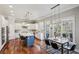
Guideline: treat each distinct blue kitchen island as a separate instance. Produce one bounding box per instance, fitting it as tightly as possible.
[21,33,35,47]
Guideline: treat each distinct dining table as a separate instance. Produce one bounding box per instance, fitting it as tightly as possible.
[48,37,69,54]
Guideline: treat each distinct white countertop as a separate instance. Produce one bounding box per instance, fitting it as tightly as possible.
[21,33,34,36]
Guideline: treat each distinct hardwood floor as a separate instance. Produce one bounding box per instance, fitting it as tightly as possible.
[0,38,47,54]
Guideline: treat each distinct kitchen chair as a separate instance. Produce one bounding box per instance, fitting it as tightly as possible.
[44,39,52,52]
[64,42,76,54]
[19,34,25,40]
[50,42,61,54]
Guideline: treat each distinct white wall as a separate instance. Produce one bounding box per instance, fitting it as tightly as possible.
[74,7,79,51]
[8,16,16,40]
[36,22,44,32]
[0,15,2,48]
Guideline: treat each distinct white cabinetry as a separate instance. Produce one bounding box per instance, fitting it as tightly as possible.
[0,15,8,51]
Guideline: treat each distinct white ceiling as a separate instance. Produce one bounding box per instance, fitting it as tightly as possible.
[0,4,79,21]
[0,4,56,20]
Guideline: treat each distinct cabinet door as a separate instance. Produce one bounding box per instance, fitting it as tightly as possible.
[1,27,5,45]
[27,36,35,47]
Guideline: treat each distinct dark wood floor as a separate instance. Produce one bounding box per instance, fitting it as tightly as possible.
[0,38,47,54]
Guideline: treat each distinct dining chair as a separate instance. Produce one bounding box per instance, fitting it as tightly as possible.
[19,34,26,46]
[45,39,50,45]
[62,33,67,38]
[64,42,76,54]
[50,42,61,54]
[19,34,25,40]
[44,39,52,52]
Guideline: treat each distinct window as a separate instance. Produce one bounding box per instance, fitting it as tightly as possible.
[52,17,75,42]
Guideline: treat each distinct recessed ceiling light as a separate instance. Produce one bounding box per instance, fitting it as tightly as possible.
[9,5,13,8]
[10,10,14,13]
[11,13,15,16]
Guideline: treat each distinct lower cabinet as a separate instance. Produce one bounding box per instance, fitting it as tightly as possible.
[25,36,35,47]
[0,27,6,51]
